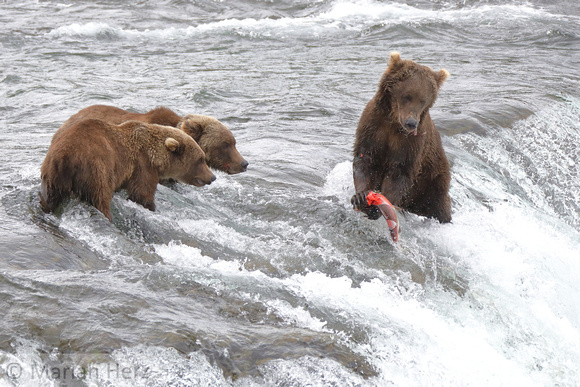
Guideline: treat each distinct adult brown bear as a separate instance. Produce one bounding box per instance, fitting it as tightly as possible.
[40,119,216,221]
[54,105,249,174]
[351,52,452,223]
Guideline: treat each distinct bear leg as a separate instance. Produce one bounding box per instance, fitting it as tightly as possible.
[39,172,75,215]
[408,177,451,223]
[40,179,65,213]
[90,192,114,221]
[129,191,156,212]
[126,169,158,212]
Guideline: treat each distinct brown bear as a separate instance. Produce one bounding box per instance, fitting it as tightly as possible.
[54,105,249,174]
[40,119,216,221]
[351,52,452,223]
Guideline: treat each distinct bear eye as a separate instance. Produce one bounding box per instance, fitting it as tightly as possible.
[402,94,413,103]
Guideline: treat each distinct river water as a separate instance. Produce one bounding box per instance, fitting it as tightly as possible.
[1,0,579,385]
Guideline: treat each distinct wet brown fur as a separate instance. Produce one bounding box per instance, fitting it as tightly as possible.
[40,119,215,221]
[54,105,248,174]
[353,52,452,223]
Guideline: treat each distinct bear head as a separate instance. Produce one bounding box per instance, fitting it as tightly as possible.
[179,115,249,174]
[161,130,216,187]
[379,52,449,136]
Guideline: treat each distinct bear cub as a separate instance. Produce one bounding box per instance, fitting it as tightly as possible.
[40,119,216,221]
[352,52,452,223]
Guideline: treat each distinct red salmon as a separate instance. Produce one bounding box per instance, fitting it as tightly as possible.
[366,191,400,242]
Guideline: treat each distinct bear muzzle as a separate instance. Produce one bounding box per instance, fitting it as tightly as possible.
[191,173,216,187]
[222,158,249,174]
[234,159,249,173]
[400,116,423,136]
[404,118,418,131]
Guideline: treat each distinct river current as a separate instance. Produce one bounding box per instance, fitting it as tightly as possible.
[1,0,579,385]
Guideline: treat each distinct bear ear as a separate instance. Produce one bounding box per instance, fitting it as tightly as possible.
[387,51,402,72]
[436,69,450,87]
[165,137,181,153]
[180,116,205,142]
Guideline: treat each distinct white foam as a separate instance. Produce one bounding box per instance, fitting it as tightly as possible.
[277,271,537,385]
[245,356,369,386]
[154,241,238,273]
[419,203,580,383]
[0,339,58,387]
[319,0,556,25]
[264,299,329,332]
[58,202,147,266]
[47,22,122,38]
[88,346,226,386]
[453,97,580,227]
[45,1,557,41]
[175,218,264,256]
[322,160,354,206]
[153,241,332,333]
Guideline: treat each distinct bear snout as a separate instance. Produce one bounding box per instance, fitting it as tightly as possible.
[192,173,216,187]
[223,158,249,174]
[203,173,217,185]
[404,118,418,131]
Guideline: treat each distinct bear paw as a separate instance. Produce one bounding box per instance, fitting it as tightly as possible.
[351,191,382,220]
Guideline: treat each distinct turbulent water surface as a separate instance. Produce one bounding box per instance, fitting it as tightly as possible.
[1,0,580,385]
